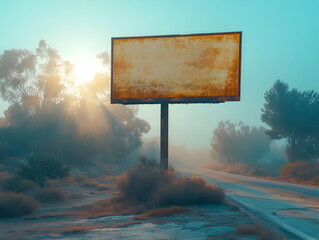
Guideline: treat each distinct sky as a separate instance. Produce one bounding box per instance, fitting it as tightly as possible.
[0,0,319,148]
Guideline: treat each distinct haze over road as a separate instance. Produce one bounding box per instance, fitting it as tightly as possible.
[176,165,319,240]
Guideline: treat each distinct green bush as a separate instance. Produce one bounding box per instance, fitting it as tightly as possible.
[18,152,71,187]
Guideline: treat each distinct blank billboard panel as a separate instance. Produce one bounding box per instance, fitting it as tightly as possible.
[111,32,241,104]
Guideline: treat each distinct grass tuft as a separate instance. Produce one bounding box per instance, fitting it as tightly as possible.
[0,192,39,218]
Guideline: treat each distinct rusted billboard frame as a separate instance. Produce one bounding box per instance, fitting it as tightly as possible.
[111,31,242,105]
[111,32,242,170]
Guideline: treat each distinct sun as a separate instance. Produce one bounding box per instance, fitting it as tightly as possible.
[73,59,96,85]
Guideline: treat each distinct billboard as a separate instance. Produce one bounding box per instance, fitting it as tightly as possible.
[111,32,242,104]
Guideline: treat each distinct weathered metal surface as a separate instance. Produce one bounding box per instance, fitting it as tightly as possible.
[111,32,241,104]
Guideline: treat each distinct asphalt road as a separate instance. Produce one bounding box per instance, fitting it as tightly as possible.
[176,164,319,240]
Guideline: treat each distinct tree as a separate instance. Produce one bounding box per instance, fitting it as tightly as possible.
[211,120,271,165]
[261,80,319,162]
[0,40,74,115]
[0,41,150,166]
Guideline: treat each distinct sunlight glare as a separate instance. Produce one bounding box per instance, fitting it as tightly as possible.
[73,60,96,85]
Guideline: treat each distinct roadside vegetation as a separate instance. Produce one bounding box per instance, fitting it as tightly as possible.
[0,152,71,218]
[82,157,225,218]
[0,41,150,219]
[211,80,319,185]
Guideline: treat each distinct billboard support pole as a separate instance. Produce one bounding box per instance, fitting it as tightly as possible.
[160,103,168,171]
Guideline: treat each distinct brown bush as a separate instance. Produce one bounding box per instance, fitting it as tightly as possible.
[117,165,174,206]
[0,192,39,218]
[83,159,225,218]
[153,176,224,207]
[280,162,319,182]
[116,160,225,210]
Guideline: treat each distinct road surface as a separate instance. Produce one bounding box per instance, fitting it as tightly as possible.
[176,164,319,240]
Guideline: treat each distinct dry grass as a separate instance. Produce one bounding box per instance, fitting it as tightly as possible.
[32,187,68,203]
[236,223,282,240]
[153,176,225,207]
[77,162,225,219]
[116,165,225,210]
[0,192,39,218]
[132,206,187,219]
[62,174,109,190]
[208,163,272,177]
[82,197,144,218]
[280,162,319,184]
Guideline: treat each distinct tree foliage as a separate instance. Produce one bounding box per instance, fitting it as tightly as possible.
[0,40,74,114]
[0,41,150,166]
[211,120,271,165]
[261,80,319,162]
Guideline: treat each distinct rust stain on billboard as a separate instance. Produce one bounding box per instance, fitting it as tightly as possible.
[112,32,241,104]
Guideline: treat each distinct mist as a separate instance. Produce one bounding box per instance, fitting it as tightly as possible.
[0,41,153,220]
[209,120,286,177]
[136,137,213,167]
[0,41,150,173]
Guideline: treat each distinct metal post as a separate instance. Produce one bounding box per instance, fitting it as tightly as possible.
[160,103,168,171]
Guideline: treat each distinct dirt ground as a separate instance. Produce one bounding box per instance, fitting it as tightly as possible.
[0,176,293,240]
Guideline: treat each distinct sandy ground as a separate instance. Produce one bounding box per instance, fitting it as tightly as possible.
[0,174,292,240]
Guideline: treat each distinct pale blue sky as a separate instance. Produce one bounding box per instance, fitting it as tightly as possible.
[0,0,319,147]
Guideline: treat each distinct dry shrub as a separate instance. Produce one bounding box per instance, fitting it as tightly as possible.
[0,192,39,218]
[117,166,173,206]
[81,159,225,218]
[236,223,282,240]
[133,206,187,219]
[118,164,224,209]
[280,162,319,183]
[153,176,224,207]
[33,187,68,203]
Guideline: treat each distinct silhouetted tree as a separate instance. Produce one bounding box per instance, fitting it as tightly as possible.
[0,40,74,115]
[261,80,319,162]
[0,41,150,166]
